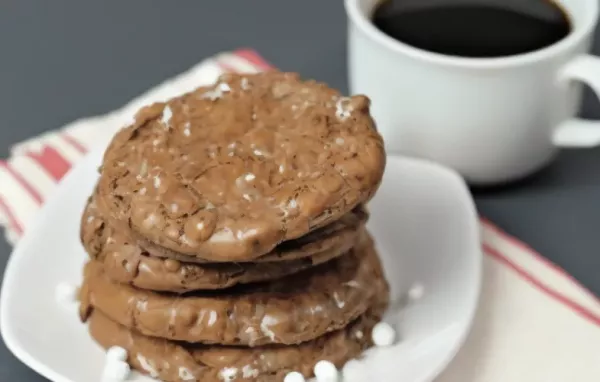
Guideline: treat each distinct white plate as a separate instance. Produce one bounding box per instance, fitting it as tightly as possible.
[1,151,481,382]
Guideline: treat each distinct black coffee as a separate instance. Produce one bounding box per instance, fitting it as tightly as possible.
[372,0,571,58]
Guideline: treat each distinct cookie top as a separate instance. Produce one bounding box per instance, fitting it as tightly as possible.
[79,234,388,346]
[86,304,386,382]
[96,72,385,262]
[81,196,362,292]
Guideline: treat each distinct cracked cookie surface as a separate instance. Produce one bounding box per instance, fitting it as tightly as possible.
[81,196,366,292]
[95,72,385,262]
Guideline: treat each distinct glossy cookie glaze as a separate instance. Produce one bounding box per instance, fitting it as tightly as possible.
[81,196,365,292]
[79,234,387,346]
[135,205,368,265]
[95,72,385,262]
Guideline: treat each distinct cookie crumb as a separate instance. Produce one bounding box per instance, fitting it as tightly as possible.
[332,292,346,309]
[136,300,148,312]
[335,98,353,121]
[236,228,259,240]
[209,229,236,243]
[179,367,195,381]
[260,315,279,341]
[309,305,324,314]
[138,160,148,178]
[136,354,159,378]
[202,82,231,101]
[242,364,259,379]
[219,367,238,381]
[153,175,162,189]
[208,311,218,326]
[142,213,158,229]
[240,77,251,90]
[161,106,173,127]
[344,280,361,289]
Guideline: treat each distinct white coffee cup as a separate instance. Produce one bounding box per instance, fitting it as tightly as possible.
[346,0,600,184]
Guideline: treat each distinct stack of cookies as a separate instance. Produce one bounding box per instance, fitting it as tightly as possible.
[78,72,389,381]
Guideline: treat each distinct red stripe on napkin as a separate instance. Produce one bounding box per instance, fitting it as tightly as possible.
[61,134,87,154]
[484,243,600,326]
[0,160,43,204]
[25,146,72,181]
[0,197,22,235]
[235,49,273,70]
[482,219,600,305]
[216,60,239,74]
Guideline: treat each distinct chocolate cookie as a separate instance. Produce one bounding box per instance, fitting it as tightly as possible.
[95,71,385,262]
[83,193,367,264]
[82,198,366,292]
[83,209,361,293]
[79,234,387,346]
[86,303,386,382]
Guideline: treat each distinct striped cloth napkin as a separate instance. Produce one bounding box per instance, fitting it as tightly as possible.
[1,50,599,382]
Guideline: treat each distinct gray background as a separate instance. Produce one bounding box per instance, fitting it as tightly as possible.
[0,1,599,380]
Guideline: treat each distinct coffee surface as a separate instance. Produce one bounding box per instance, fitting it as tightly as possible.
[372,0,571,58]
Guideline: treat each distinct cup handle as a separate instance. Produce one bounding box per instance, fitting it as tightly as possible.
[552,55,600,147]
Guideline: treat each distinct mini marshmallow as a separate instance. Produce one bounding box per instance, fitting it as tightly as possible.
[314,360,339,382]
[106,346,128,362]
[284,371,306,382]
[372,322,396,347]
[408,283,425,301]
[102,360,131,381]
[55,282,79,305]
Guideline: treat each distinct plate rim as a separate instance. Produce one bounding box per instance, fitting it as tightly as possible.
[0,150,103,382]
[387,155,482,382]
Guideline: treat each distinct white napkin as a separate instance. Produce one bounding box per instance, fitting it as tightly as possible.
[1,49,598,382]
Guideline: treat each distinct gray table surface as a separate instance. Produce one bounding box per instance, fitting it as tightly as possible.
[1,1,600,381]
